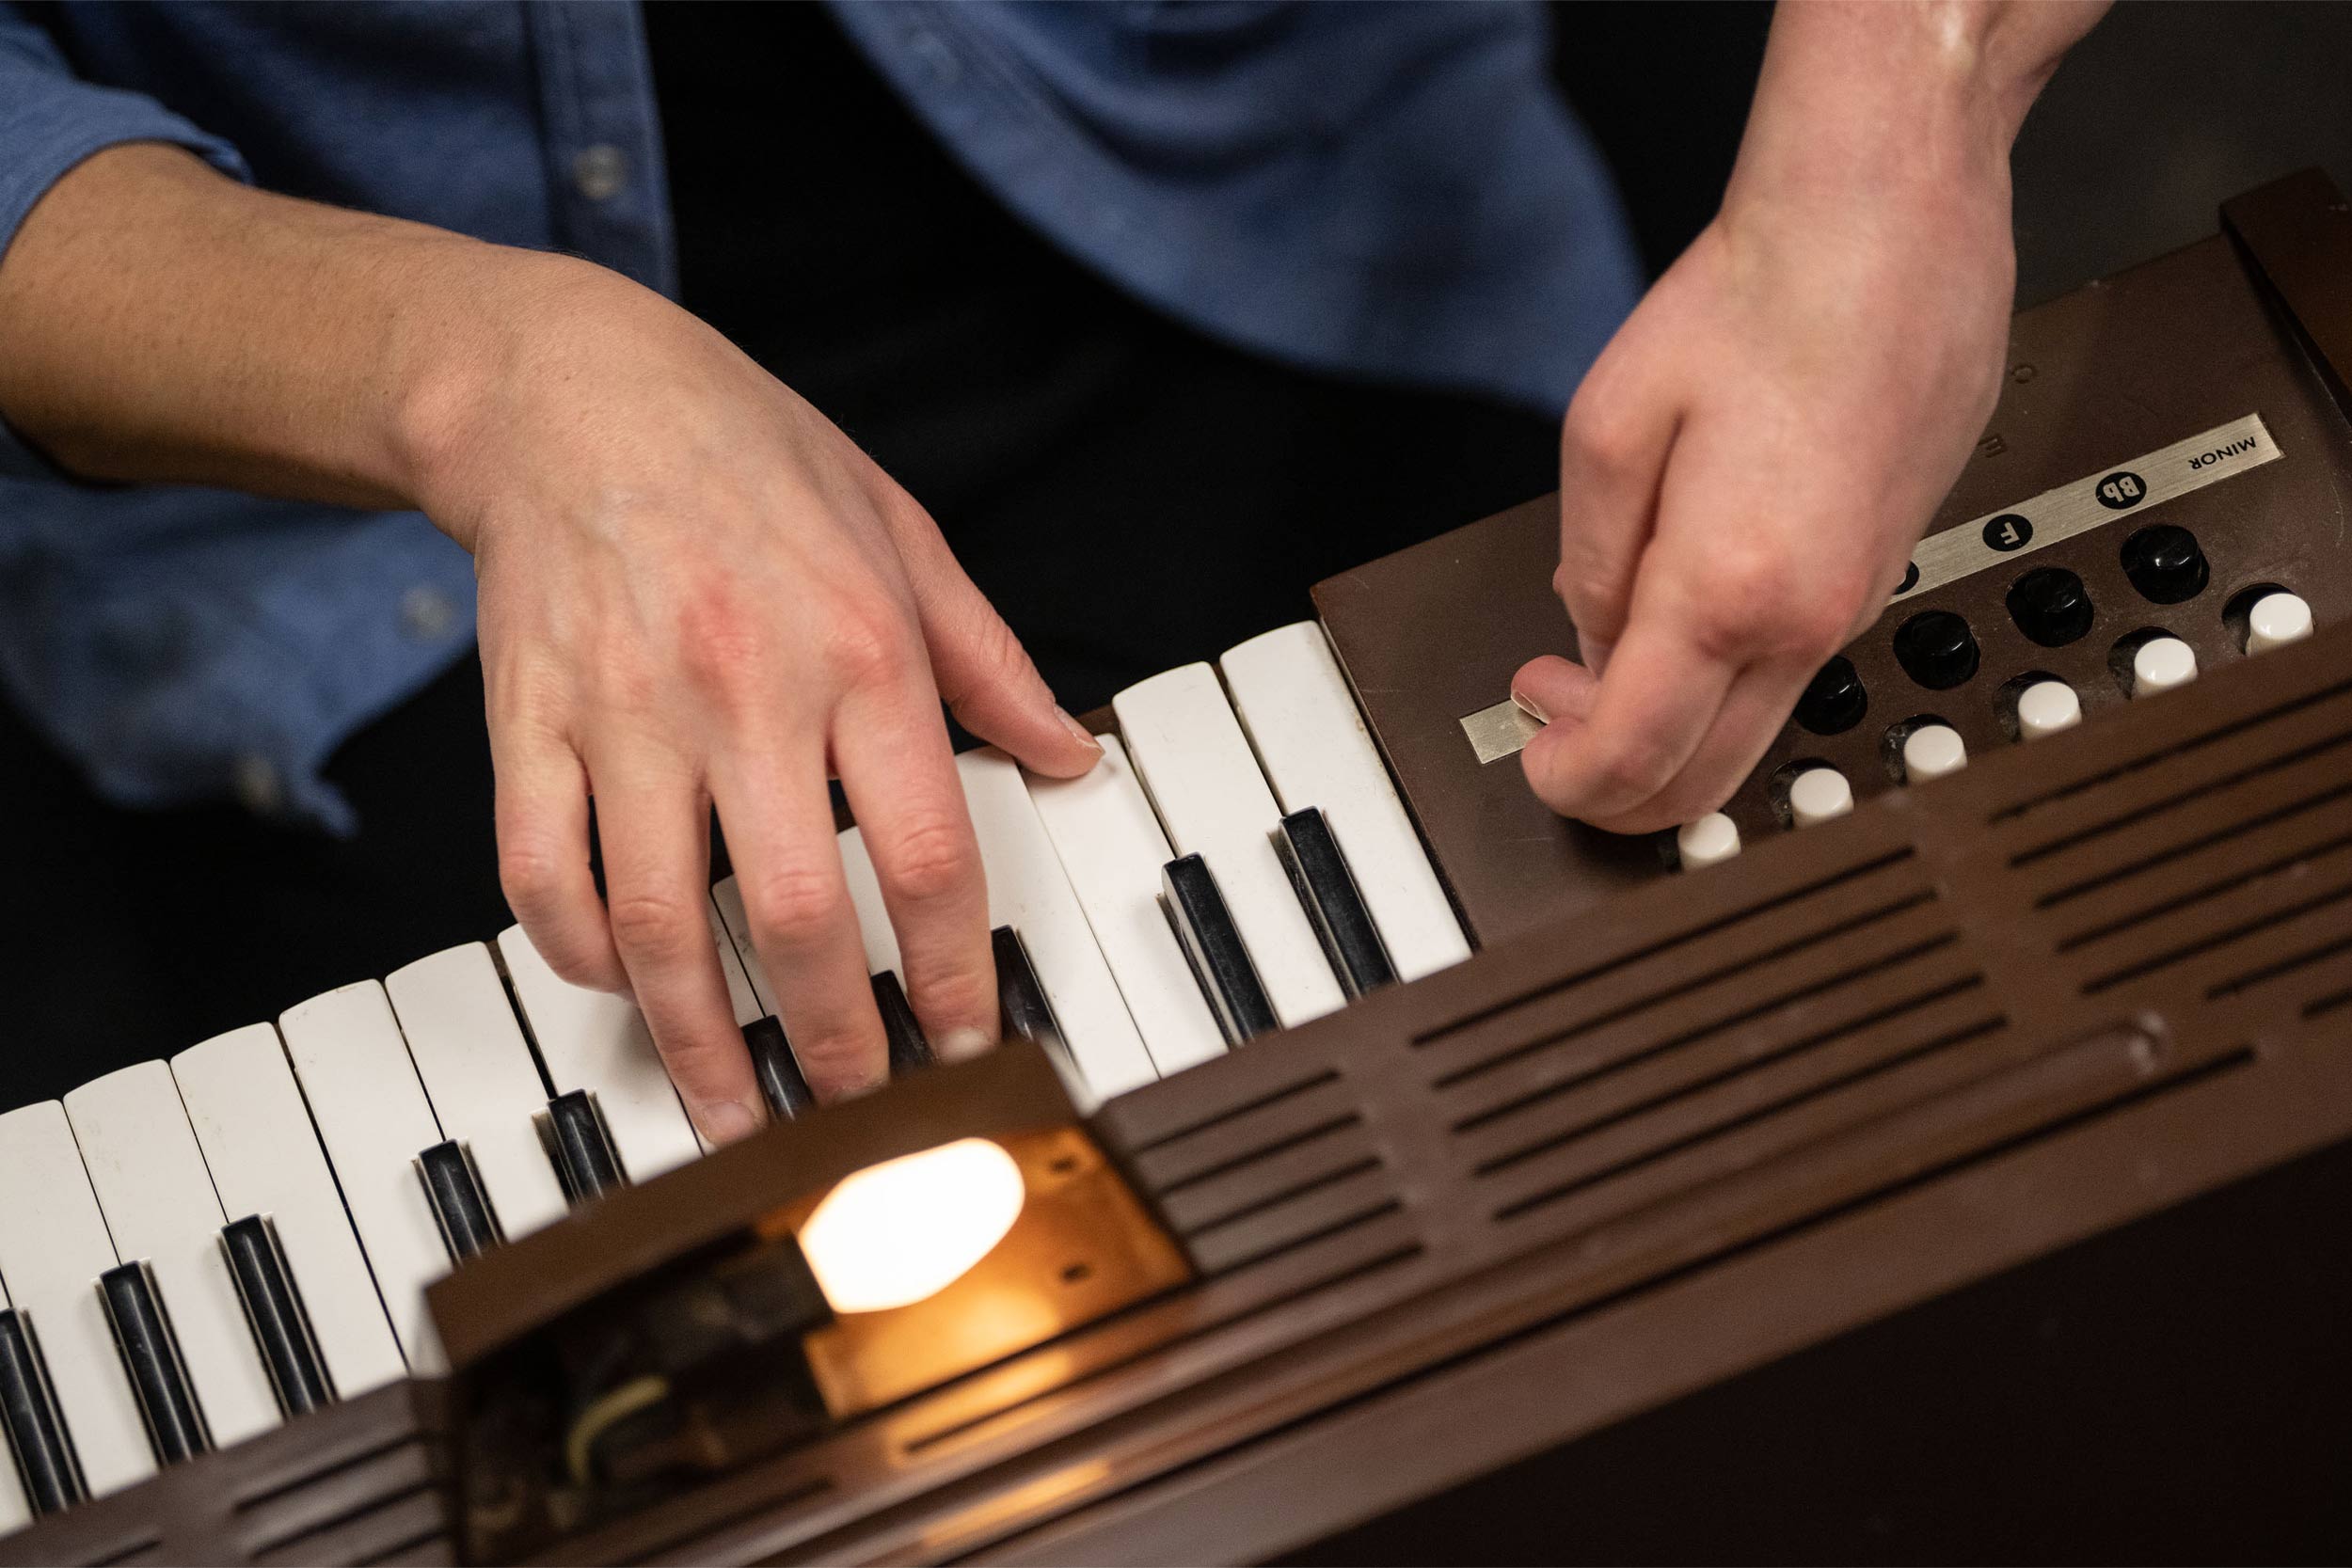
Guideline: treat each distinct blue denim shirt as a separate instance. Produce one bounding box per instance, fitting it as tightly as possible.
[0,1,1639,831]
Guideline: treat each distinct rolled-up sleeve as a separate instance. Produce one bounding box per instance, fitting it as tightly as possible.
[0,8,251,481]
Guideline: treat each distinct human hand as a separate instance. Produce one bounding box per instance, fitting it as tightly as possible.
[1514,0,2100,834]
[411,260,1102,1139]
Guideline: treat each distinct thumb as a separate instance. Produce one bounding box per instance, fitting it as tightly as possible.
[909,553,1103,779]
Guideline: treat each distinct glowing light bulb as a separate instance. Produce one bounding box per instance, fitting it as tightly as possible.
[799,1138,1025,1313]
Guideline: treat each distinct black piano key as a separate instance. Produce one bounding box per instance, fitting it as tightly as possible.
[0,1307,86,1513]
[1162,853,1280,1045]
[219,1214,334,1419]
[97,1261,211,1465]
[417,1140,501,1264]
[872,972,933,1074]
[1275,806,1397,1001]
[541,1089,625,1202]
[746,1016,813,1119]
[992,926,1066,1054]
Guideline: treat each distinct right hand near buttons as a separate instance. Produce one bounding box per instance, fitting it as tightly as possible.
[1513,0,2101,836]
[412,258,1102,1140]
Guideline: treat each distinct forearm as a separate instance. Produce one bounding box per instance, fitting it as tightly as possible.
[0,142,604,514]
[1732,1,2108,221]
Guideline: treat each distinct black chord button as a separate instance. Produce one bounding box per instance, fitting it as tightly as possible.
[2007,566,2095,647]
[1892,610,1980,690]
[1792,657,1868,735]
[2121,524,2209,604]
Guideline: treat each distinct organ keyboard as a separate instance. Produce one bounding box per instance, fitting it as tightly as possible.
[4,168,2351,1564]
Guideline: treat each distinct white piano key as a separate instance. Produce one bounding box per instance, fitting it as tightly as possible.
[957,748,1158,1099]
[497,925,703,1180]
[61,1063,278,1449]
[171,1024,406,1398]
[0,1102,151,1496]
[385,943,570,1243]
[707,901,765,1029]
[837,824,902,980]
[710,877,777,1019]
[1219,622,1471,983]
[1026,735,1226,1077]
[1114,663,1346,1028]
[277,983,449,1374]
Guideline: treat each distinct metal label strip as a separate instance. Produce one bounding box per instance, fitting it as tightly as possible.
[1461,411,2282,765]
[1896,411,2279,601]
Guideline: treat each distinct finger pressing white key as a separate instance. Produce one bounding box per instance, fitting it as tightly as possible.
[277,983,450,1373]
[172,1024,406,1399]
[0,1102,151,1497]
[1114,663,1345,1028]
[385,943,570,1243]
[1027,734,1225,1077]
[64,1063,279,1448]
[1218,623,1470,983]
[959,749,1157,1099]
[499,924,703,1179]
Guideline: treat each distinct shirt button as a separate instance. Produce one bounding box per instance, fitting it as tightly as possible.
[401,584,459,642]
[233,752,283,817]
[572,144,629,202]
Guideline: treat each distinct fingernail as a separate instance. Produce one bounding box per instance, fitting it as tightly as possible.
[1056,705,1104,756]
[1511,688,1550,725]
[937,1026,994,1063]
[697,1099,759,1145]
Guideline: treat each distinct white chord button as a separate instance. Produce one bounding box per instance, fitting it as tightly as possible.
[2246,591,2312,654]
[1218,623,1470,982]
[1676,813,1741,870]
[2131,636,2198,697]
[1114,663,1345,1029]
[1901,724,1968,782]
[385,943,569,1243]
[0,1103,151,1497]
[960,748,1158,1100]
[1027,735,1226,1077]
[172,1025,406,1398]
[63,1063,279,1448]
[1788,768,1853,828]
[2016,680,2082,739]
[498,925,703,1180]
[277,983,450,1372]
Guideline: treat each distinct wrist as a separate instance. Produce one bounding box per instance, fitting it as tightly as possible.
[383,247,649,547]
[1724,2,2102,235]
